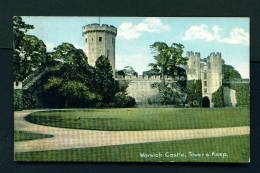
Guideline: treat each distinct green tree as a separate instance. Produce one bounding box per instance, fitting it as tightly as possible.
[117,66,138,77]
[112,92,136,107]
[222,60,241,79]
[13,16,47,81]
[148,42,187,104]
[95,55,115,103]
[123,66,138,76]
[13,16,34,51]
[43,43,100,108]
[149,42,188,84]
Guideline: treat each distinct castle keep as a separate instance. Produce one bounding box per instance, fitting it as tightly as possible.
[186,51,222,107]
[82,23,117,75]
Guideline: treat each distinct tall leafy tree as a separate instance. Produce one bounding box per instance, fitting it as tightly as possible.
[222,60,241,79]
[43,43,100,108]
[148,42,187,105]
[95,55,115,103]
[13,16,34,50]
[149,42,188,84]
[13,16,47,81]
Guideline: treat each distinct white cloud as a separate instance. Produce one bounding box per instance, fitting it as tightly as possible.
[118,17,171,40]
[220,27,249,45]
[180,25,249,46]
[45,42,56,52]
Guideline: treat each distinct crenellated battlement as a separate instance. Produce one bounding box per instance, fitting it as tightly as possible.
[116,74,185,81]
[186,51,200,58]
[209,52,221,58]
[82,23,117,36]
[222,78,250,84]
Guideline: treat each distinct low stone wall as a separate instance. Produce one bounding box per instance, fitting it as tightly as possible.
[223,86,237,107]
[126,81,161,104]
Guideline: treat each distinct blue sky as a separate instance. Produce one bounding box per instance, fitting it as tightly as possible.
[22,17,249,78]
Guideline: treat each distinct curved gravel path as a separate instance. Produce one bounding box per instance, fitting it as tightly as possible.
[14,110,250,153]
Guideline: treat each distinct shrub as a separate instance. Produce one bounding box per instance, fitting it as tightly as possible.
[112,92,136,108]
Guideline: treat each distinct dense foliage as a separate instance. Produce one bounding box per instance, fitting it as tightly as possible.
[222,60,241,79]
[143,66,186,78]
[212,86,224,107]
[146,42,188,105]
[212,83,249,107]
[14,16,47,81]
[42,43,101,108]
[95,56,115,103]
[14,90,23,110]
[111,92,136,108]
[187,80,202,107]
[117,66,138,77]
[149,42,188,83]
[227,83,250,107]
[40,44,135,108]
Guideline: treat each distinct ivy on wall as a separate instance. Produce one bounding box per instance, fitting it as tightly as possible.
[14,90,23,110]
[228,83,250,107]
[187,80,202,107]
[212,86,224,107]
[212,83,250,107]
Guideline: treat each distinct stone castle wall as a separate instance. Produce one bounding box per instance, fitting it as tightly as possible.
[223,86,237,107]
[116,75,185,104]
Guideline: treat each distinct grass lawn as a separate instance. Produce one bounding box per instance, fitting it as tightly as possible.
[24,107,249,131]
[14,131,54,141]
[15,134,250,162]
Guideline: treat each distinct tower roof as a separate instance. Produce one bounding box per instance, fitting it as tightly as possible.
[82,23,117,36]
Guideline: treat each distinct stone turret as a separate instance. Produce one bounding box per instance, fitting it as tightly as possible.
[207,52,222,94]
[186,51,201,80]
[82,24,117,75]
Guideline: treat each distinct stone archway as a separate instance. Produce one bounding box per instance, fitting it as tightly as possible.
[202,97,210,108]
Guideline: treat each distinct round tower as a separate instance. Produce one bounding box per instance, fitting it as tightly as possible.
[82,23,117,75]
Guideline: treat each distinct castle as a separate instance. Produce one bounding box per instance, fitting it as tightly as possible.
[82,23,249,107]
[14,23,249,109]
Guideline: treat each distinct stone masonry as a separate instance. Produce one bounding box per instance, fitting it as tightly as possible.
[82,23,117,76]
[186,51,222,107]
